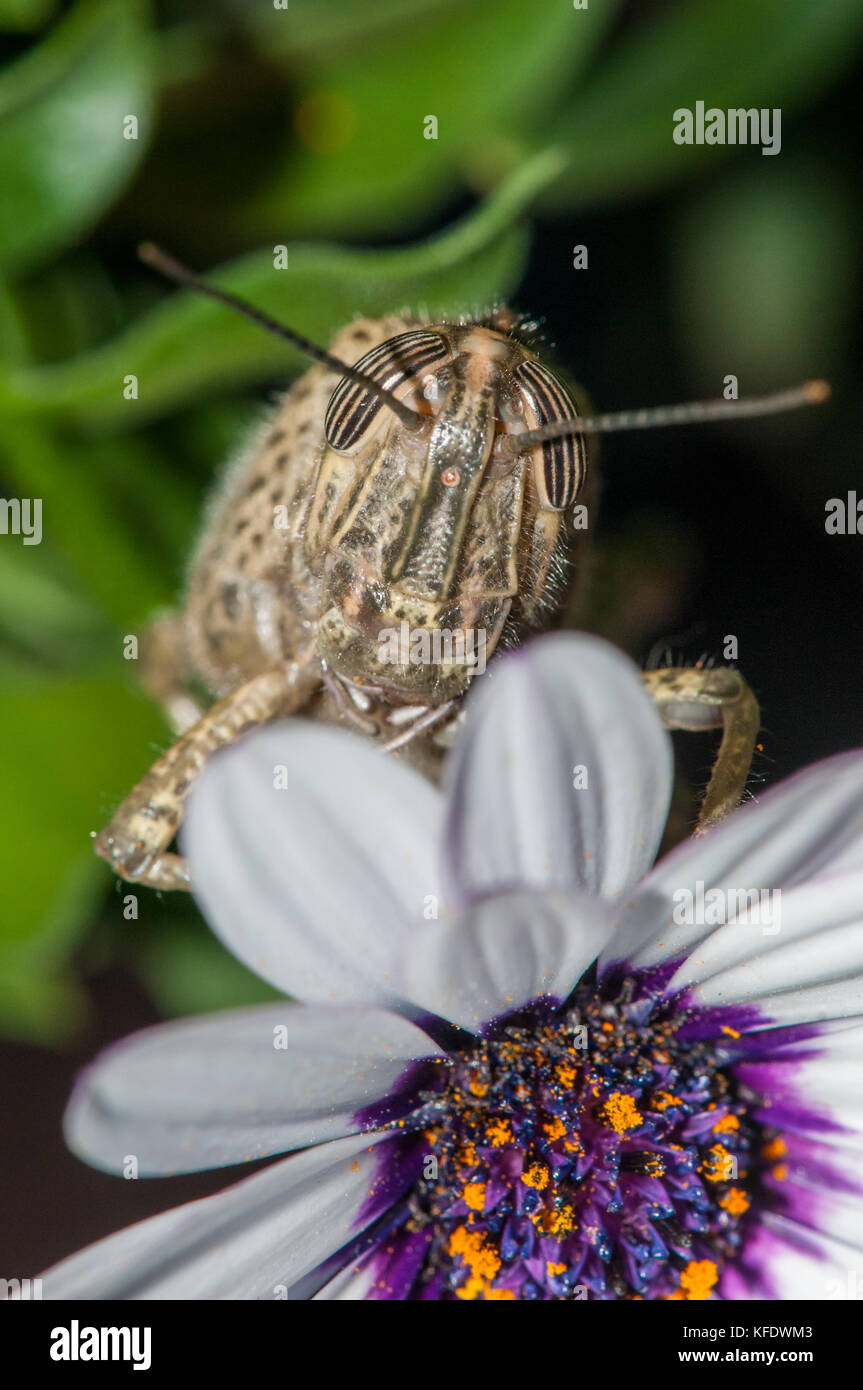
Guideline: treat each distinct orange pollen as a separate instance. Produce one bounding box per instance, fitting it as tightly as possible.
[599,1092,643,1134]
[543,1117,567,1142]
[719,1187,750,1215]
[463,1182,486,1212]
[652,1091,681,1111]
[448,1225,501,1286]
[521,1163,550,1190]
[702,1143,734,1182]
[761,1137,787,1161]
[454,1273,486,1300]
[678,1259,719,1301]
[712,1113,740,1134]
[534,1205,576,1237]
[486,1119,513,1148]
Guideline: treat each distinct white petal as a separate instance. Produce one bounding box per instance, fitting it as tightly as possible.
[311,1261,377,1300]
[723,1017,863,1063]
[664,872,863,995]
[64,1005,446,1174]
[723,1211,863,1300]
[667,872,863,1022]
[183,723,443,1009]
[42,1132,392,1300]
[601,750,863,976]
[778,1128,863,1181]
[694,978,863,1033]
[688,931,863,1016]
[443,633,672,905]
[755,1162,861,1262]
[395,889,616,1034]
[766,1189,863,1256]
[736,1026,863,1135]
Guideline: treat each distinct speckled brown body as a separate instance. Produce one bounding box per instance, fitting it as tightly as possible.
[183,311,585,712]
[94,297,768,892]
[95,309,595,888]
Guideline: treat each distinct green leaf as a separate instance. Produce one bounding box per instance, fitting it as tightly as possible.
[11,254,130,363]
[243,0,455,56]
[0,544,108,667]
[673,157,858,389]
[0,0,153,274]
[0,673,166,954]
[0,941,86,1044]
[0,274,32,366]
[0,664,170,1041]
[0,417,194,1037]
[234,0,618,240]
[0,149,564,428]
[544,0,863,207]
[0,850,97,1043]
[139,927,282,1020]
[0,0,57,32]
[0,419,180,623]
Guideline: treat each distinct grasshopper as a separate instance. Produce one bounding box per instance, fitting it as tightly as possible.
[94,244,828,890]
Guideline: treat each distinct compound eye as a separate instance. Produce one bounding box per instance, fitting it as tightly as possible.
[511,358,587,511]
[324,330,449,452]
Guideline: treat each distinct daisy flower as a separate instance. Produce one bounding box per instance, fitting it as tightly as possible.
[40,634,863,1300]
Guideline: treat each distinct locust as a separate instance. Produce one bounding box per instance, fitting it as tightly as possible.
[93,243,829,891]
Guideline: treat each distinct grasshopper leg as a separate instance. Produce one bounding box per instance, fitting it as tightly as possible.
[641,666,760,833]
[139,611,204,735]
[94,661,321,890]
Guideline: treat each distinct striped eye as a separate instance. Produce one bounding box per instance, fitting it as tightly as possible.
[324,330,449,452]
[512,358,587,511]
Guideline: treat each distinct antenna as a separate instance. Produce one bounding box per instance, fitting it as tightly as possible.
[501,380,830,454]
[137,243,424,431]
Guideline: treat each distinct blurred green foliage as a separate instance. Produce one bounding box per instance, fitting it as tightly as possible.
[0,0,861,1043]
[0,0,152,274]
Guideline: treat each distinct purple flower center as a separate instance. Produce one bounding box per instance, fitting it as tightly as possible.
[372,984,777,1300]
